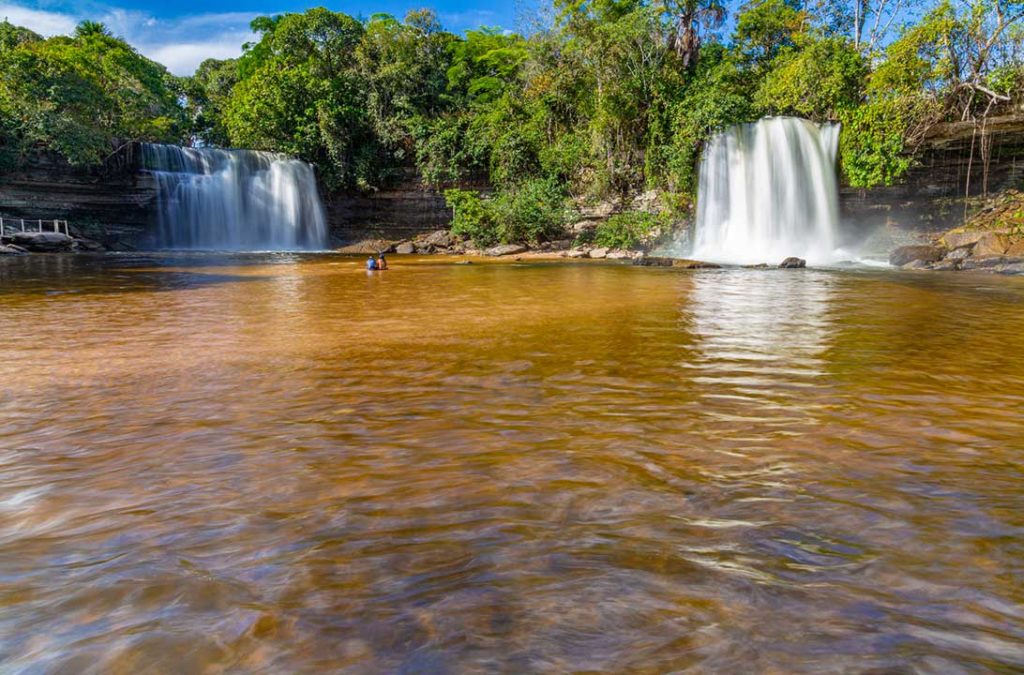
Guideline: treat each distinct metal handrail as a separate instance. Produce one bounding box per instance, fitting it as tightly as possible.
[0,217,71,237]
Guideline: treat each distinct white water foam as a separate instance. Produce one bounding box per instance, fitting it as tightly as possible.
[690,117,841,265]
[143,144,328,251]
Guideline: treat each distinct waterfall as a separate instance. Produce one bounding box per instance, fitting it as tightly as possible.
[691,117,841,265]
[142,144,328,251]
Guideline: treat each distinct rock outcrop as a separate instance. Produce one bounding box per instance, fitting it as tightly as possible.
[485,244,528,257]
[633,257,721,269]
[890,245,947,267]
[6,231,75,252]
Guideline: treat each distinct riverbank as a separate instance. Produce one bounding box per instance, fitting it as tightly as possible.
[334,229,644,261]
[888,190,1024,275]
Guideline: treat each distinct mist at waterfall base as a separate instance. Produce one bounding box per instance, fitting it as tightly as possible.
[143,144,328,251]
[688,117,846,266]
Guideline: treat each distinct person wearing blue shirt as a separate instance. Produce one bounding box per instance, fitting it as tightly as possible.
[367,255,378,271]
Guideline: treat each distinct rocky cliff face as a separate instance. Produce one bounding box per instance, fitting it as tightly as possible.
[324,170,455,245]
[0,150,455,249]
[840,113,1024,238]
[0,151,158,249]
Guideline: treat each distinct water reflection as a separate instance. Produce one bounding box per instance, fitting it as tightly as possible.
[1,257,1023,672]
[681,269,835,452]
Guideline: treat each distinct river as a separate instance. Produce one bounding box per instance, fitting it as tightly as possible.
[1,254,1023,672]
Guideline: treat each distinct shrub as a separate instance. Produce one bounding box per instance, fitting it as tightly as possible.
[593,211,667,249]
[445,178,570,247]
[445,188,498,247]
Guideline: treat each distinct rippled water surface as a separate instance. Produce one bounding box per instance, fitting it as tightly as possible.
[2,254,1024,673]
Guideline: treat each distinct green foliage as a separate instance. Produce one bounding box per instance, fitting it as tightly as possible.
[593,211,667,248]
[839,96,936,188]
[734,0,808,65]
[3,0,1023,205]
[0,22,185,166]
[666,46,756,192]
[445,187,498,246]
[446,178,569,246]
[754,36,867,119]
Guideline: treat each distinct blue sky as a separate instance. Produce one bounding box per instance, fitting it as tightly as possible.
[0,1,523,74]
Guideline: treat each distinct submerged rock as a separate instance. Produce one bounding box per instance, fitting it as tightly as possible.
[634,257,720,269]
[8,231,74,252]
[890,245,945,267]
[485,244,528,257]
[73,237,106,252]
[931,259,961,271]
[0,244,28,255]
[779,257,806,269]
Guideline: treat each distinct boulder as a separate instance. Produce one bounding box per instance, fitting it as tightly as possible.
[998,262,1024,275]
[547,239,573,250]
[565,248,588,258]
[961,256,1019,270]
[606,250,633,260]
[571,220,599,234]
[889,244,945,267]
[931,259,961,271]
[744,263,771,269]
[73,237,105,252]
[588,247,609,259]
[972,232,1010,257]
[673,259,721,269]
[1005,238,1024,257]
[422,230,453,248]
[8,231,74,253]
[901,259,932,270]
[485,243,528,257]
[0,244,27,255]
[631,190,662,214]
[635,257,719,269]
[944,246,973,262]
[940,230,988,250]
[578,202,616,219]
[634,256,674,267]
[779,257,806,269]
[395,242,416,255]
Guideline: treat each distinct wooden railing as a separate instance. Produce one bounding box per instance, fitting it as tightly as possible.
[0,217,71,237]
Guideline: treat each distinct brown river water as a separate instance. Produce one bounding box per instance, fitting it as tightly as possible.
[1,253,1024,673]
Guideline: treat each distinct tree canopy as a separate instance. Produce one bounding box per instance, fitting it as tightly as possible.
[1,0,1022,203]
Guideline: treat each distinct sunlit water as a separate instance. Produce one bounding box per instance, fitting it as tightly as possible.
[2,254,1024,672]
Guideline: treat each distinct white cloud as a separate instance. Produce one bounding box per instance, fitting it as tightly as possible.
[142,32,253,75]
[0,2,257,75]
[0,2,77,34]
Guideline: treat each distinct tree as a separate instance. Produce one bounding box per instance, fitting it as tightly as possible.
[660,0,727,68]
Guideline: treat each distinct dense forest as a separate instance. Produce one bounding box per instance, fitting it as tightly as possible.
[2,0,1023,246]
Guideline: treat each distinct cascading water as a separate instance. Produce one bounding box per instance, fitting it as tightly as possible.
[142,144,328,250]
[690,117,841,265]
